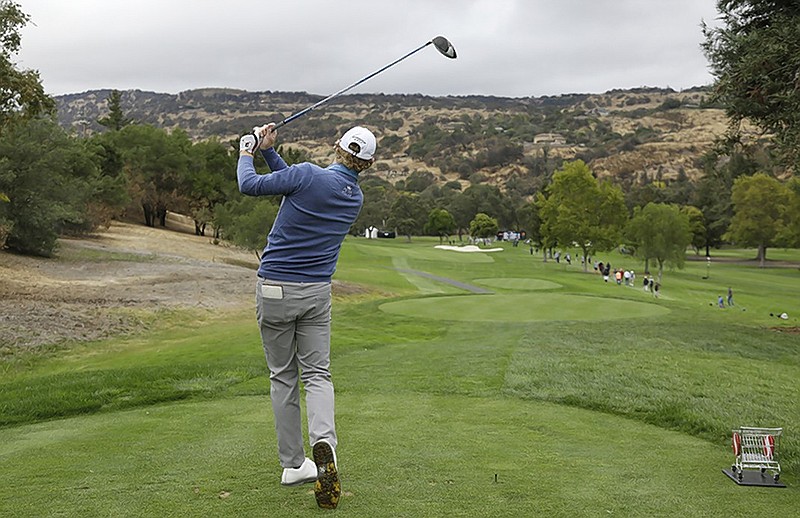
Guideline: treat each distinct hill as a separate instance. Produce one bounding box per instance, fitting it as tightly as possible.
[54,87,758,190]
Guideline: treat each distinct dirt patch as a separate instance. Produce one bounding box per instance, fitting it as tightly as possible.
[771,326,800,335]
[0,219,261,351]
[1,217,374,352]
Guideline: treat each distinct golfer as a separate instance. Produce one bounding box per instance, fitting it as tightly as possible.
[237,123,376,509]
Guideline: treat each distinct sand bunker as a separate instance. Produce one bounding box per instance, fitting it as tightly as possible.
[435,245,504,253]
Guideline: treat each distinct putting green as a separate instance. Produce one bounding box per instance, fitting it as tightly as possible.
[380,293,670,322]
[475,277,562,290]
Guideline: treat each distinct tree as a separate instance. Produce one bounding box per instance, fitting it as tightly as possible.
[387,193,425,241]
[214,196,278,256]
[694,170,731,257]
[702,1,800,169]
[0,4,127,254]
[517,201,542,250]
[115,124,191,227]
[0,1,54,130]
[469,213,498,239]
[728,173,790,266]
[473,135,523,169]
[353,176,395,236]
[681,205,707,255]
[404,170,436,193]
[461,184,514,229]
[424,208,456,244]
[97,90,133,130]
[783,176,800,247]
[0,118,124,256]
[502,188,530,233]
[0,194,9,248]
[275,144,310,166]
[189,138,233,236]
[445,191,475,240]
[626,203,692,284]
[537,160,628,271]
[0,1,54,206]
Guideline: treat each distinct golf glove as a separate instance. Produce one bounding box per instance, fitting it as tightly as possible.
[239,126,267,155]
[239,133,261,155]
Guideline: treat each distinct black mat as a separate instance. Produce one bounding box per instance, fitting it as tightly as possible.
[722,469,786,487]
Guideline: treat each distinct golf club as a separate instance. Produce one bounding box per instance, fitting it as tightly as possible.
[270,36,457,129]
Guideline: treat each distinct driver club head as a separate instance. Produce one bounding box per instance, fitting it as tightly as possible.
[432,36,457,59]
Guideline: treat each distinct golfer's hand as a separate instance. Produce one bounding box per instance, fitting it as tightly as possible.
[239,133,260,156]
[255,123,278,149]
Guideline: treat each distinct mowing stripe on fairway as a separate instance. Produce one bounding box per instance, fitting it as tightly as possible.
[390,256,473,294]
[379,293,670,322]
[395,268,493,294]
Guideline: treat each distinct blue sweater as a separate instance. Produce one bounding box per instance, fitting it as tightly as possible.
[237,148,363,283]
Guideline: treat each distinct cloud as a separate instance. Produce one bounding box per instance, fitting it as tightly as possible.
[16,0,720,97]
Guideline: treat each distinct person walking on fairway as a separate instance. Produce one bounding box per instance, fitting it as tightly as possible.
[238,122,376,510]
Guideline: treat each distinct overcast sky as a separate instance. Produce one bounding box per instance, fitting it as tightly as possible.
[15,0,722,99]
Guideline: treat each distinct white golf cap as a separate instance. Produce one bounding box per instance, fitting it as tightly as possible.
[338,126,376,160]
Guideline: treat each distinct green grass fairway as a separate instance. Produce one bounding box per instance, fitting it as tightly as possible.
[1,237,799,517]
[475,277,562,290]
[1,394,795,517]
[380,293,670,322]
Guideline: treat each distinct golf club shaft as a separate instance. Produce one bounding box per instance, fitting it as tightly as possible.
[275,40,434,128]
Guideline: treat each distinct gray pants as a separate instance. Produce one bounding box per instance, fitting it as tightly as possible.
[256,278,337,469]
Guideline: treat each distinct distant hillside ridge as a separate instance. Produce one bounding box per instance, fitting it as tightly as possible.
[55,86,759,190]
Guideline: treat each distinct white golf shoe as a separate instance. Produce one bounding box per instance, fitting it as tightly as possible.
[280,457,317,486]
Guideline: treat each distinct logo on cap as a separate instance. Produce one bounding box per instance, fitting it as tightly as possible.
[339,126,376,160]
